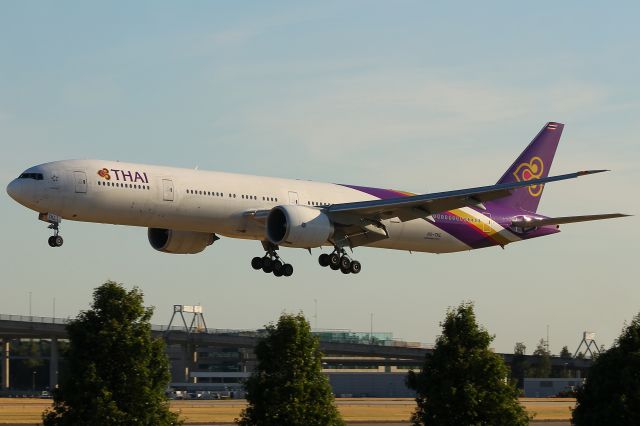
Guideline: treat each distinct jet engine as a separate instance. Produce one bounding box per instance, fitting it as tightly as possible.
[148,228,217,254]
[266,205,334,248]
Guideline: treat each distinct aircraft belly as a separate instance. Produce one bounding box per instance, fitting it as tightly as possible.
[368,219,470,253]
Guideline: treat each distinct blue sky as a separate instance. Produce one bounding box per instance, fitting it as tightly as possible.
[1,1,638,354]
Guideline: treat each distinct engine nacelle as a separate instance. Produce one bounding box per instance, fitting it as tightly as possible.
[266,205,334,248]
[148,228,217,254]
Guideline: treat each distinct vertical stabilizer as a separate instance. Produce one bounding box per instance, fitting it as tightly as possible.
[494,122,564,213]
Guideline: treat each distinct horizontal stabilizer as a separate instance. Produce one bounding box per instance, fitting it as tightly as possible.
[511,213,631,228]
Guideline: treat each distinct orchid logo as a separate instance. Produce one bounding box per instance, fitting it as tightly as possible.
[97,168,111,180]
[513,157,544,197]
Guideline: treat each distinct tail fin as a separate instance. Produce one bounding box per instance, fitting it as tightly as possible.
[494,122,564,213]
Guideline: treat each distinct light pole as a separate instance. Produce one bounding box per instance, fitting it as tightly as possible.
[28,292,32,317]
[369,313,374,344]
[313,299,318,330]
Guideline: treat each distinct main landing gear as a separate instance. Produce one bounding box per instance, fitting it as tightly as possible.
[318,249,361,275]
[251,244,294,278]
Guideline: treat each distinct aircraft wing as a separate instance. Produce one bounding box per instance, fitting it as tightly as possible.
[326,170,607,224]
[511,213,630,228]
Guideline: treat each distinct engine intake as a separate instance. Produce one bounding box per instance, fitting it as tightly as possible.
[148,228,217,254]
[266,205,334,248]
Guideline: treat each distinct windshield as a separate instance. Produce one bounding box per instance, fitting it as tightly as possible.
[19,172,43,180]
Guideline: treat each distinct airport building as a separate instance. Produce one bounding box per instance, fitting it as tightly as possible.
[0,312,593,398]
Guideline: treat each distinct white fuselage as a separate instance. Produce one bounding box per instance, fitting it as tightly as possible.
[8,159,517,254]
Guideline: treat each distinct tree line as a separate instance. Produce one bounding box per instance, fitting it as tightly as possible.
[41,281,640,425]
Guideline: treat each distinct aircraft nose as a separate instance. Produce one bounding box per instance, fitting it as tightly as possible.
[6,179,19,201]
[6,178,31,205]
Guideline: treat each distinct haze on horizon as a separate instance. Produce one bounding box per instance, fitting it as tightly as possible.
[1,1,638,354]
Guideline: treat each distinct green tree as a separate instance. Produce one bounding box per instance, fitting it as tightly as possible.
[527,338,551,378]
[407,302,529,426]
[559,345,572,359]
[511,342,528,390]
[572,313,640,425]
[237,313,344,426]
[43,281,180,425]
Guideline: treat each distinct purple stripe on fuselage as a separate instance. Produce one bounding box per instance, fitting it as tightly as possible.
[431,210,496,249]
[338,184,411,200]
[340,183,496,249]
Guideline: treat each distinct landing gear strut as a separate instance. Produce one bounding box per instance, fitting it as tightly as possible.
[318,248,361,274]
[40,213,63,248]
[251,242,294,278]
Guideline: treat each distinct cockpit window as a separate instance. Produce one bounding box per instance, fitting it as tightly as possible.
[19,173,44,180]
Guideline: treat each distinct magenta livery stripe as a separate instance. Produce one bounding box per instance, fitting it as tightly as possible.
[432,211,496,249]
[339,184,415,199]
[340,183,496,249]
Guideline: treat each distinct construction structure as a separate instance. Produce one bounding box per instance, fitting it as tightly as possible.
[573,331,601,358]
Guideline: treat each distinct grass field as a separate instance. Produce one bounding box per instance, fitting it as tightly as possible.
[0,397,575,424]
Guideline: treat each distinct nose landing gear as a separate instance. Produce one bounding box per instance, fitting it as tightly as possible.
[318,249,361,274]
[40,213,63,247]
[48,234,63,248]
[251,242,294,278]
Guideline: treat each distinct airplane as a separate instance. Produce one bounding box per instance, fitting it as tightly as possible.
[6,122,629,277]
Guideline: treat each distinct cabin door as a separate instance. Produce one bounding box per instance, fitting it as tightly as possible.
[162,179,174,201]
[73,171,87,193]
[288,191,299,205]
[482,213,492,233]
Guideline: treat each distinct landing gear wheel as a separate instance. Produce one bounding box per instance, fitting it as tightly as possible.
[252,242,294,277]
[48,236,56,247]
[251,257,263,270]
[262,257,273,273]
[339,256,351,271]
[325,245,362,275]
[272,260,283,274]
[318,253,330,267]
[53,235,63,247]
[282,264,294,277]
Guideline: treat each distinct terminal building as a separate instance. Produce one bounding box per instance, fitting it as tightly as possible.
[0,309,593,398]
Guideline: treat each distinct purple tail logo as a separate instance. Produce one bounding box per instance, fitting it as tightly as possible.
[513,156,544,197]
